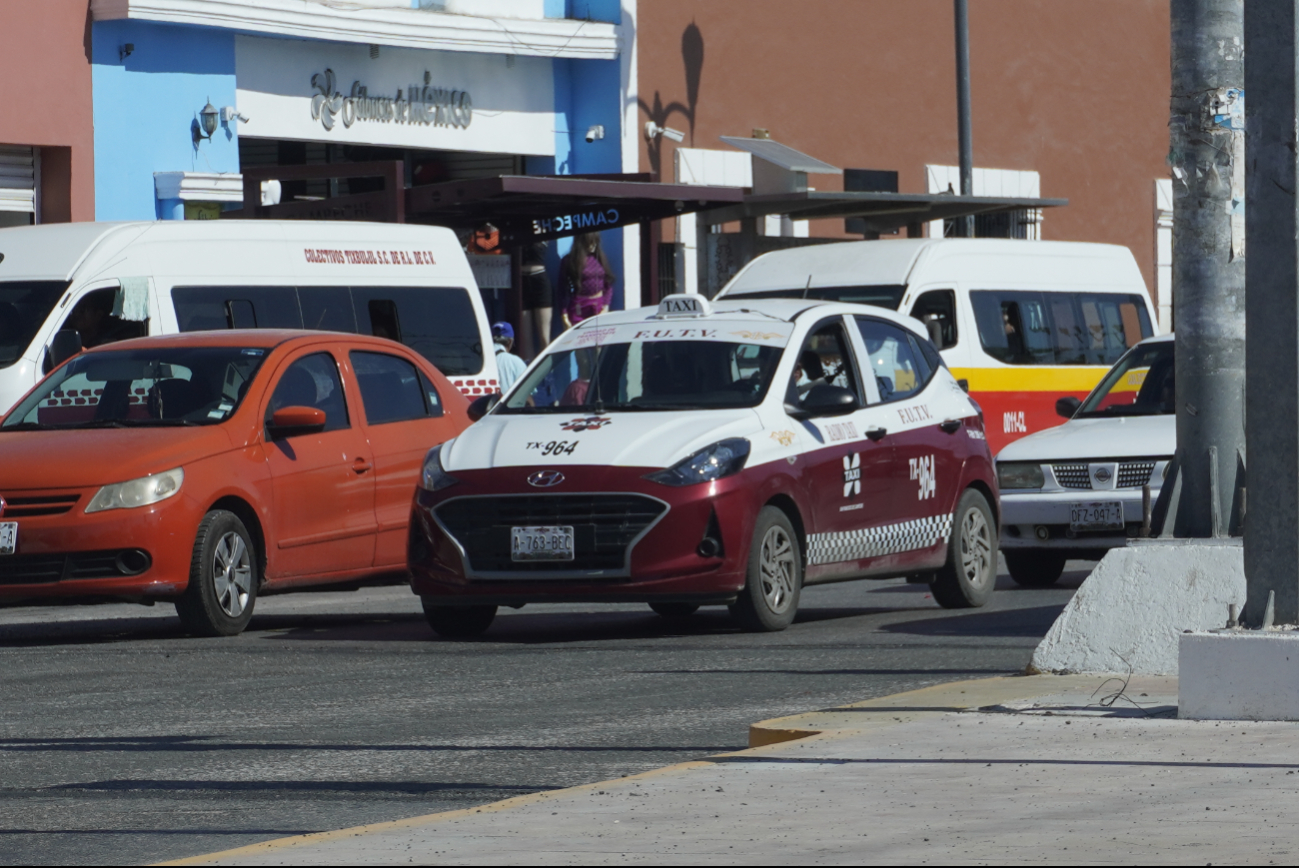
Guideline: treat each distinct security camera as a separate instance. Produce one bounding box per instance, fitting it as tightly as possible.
[644,121,685,143]
[585,124,605,143]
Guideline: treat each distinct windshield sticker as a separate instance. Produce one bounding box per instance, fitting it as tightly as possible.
[822,421,859,443]
[568,327,620,347]
[898,404,932,425]
[528,440,579,456]
[843,454,862,497]
[731,330,785,341]
[910,455,937,500]
[552,321,793,350]
[561,416,612,432]
[769,430,796,447]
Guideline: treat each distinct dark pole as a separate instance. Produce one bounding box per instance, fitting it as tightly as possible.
[1244,0,1299,625]
[1165,0,1246,541]
[954,0,974,238]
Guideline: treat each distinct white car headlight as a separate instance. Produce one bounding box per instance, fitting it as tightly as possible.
[85,468,184,513]
[997,462,1045,490]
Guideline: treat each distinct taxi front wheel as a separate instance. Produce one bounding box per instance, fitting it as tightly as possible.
[423,601,497,638]
[175,510,258,637]
[932,489,998,609]
[730,506,803,632]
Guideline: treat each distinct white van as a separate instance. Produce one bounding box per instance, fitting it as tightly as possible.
[0,221,499,415]
[716,239,1159,454]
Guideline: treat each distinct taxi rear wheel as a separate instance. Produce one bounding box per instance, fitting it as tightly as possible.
[423,601,497,638]
[932,489,997,609]
[730,506,802,632]
[175,510,258,637]
[1005,550,1067,587]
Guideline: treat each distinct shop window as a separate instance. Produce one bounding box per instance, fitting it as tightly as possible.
[909,289,958,349]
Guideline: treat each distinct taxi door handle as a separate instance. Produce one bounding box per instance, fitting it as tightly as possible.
[866,427,888,442]
[939,419,962,434]
[352,458,374,474]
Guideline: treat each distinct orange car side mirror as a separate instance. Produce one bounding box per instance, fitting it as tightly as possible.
[268,406,326,438]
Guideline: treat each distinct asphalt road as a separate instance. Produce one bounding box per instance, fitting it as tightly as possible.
[0,559,1091,866]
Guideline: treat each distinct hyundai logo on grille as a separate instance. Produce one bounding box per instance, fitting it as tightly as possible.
[1094,467,1112,482]
[527,470,566,488]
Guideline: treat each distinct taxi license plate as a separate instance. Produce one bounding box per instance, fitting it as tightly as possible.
[0,522,15,556]
[1070,502,1124,532]
[511,526,575,562]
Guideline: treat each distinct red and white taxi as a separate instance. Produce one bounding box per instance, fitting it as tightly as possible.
[408,295,999,637]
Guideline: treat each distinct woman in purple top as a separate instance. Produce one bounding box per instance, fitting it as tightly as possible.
[560,232,615,328]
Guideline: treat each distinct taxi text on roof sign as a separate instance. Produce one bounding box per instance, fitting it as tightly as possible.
[656,294,712,319]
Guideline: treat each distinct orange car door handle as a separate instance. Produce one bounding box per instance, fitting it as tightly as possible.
[352,458,374,474]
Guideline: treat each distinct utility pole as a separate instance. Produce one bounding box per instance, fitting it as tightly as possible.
[954,0,974,238]
[1244,1,1299,625]
[1165,0,1246,541]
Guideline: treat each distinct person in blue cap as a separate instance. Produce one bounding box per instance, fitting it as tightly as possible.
[491,321,528,394]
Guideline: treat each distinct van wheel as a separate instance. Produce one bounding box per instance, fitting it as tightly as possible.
[932,490,997,609]
[423,601,497,638]
[175,510,258,637]
[1005,550,1067,587]
[650,602,699,620]
[730,506,802,632]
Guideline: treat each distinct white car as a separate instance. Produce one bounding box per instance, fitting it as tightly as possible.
[994,334,1174,586]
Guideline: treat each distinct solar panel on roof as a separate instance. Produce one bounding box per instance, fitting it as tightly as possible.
[719,137,842,174]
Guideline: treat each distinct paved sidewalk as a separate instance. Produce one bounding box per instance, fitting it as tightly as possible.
[168,675,1299,865]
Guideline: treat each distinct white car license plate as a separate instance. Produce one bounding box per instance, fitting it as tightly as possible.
[511,526,575,562]
[1070,502,1124,532]
[0,522,15,556]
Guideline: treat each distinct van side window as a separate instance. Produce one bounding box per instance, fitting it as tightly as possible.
[350,287,483,377]
[300,287,358,333]
[366,300,402,342]
[350,351,432,425]
[855,317,930,403]
[909,289,958,349]
[172,286,302,331]
[61,287,148,350]
[971,290,1153,366]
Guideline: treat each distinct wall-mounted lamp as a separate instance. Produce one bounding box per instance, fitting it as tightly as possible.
[119,43,134,62]
[645,121,685,143]
[221,106,250,125]
[584,125,605,143]
[193,99,219,144]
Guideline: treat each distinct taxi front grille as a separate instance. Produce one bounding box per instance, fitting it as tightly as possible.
[2,494,80,518]
[0,550,151,585]
[1052,464,1091,490]
[435,494,667,574]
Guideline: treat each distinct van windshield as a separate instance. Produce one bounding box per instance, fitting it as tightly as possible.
[725,285,906,309]
[1077,341,1174,418]
[2,346,267,429]
[0,281,69,369]
[971,290,1152,366]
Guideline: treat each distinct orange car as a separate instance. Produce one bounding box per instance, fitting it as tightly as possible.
[0,330,469,635]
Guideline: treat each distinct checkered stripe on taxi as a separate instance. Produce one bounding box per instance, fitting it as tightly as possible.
[806,513,954,566]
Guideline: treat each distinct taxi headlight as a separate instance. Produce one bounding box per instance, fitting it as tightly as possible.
[420,444,459,492]
[997,462,1045,490]
[85,468,184,513]
[646,438,751,486]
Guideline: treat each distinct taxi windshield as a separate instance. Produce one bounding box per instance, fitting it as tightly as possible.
[1076,341,1174,418]
[501,339,785,413]
[2,346,268,429]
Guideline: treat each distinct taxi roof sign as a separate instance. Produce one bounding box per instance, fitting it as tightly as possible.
[656,293,712,318]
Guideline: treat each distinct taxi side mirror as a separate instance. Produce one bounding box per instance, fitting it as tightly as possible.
[267,406,327,438]
[49,330,82,369]
[467,394,499,422]
[1055,396,1081,419]
[786,384,860,420]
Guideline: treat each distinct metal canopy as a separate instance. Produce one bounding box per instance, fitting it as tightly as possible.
[701,190,1068,235]
[718,137,842,174]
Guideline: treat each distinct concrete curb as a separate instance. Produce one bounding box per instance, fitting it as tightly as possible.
[160,674,1111,866]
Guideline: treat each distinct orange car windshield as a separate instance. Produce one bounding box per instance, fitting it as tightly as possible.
[2,346,268,429]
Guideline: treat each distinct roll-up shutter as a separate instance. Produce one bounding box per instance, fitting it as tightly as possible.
[0,146,36,214]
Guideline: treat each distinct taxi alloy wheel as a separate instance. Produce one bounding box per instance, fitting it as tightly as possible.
[932,489,997,610]
[731,506,802,632]
[176,510,259,637]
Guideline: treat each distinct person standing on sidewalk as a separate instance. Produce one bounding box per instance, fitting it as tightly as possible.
[492,322,528,394]
[560,232,615,329]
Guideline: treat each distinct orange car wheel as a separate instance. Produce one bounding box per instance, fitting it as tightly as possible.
[175,510,259,637]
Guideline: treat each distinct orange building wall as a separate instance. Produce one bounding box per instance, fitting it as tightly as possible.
[638,0,1170,302]
[0,0,95,222]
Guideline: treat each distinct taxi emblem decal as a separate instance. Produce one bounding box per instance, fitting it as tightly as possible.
[769,430,796,447]
[842,454,861,497]
[561,417,612,432]
[909,455,937,501]
[527,470,566,488]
